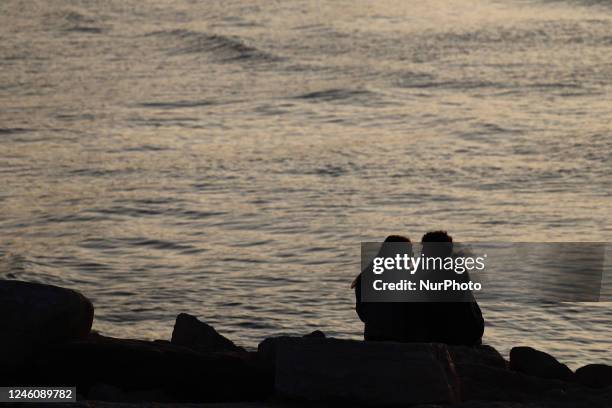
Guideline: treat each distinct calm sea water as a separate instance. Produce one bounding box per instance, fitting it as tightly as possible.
[1,0,610,368]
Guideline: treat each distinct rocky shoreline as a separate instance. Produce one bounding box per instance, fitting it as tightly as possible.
[1,280,611,407]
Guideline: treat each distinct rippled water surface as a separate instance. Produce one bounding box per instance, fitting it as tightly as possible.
[1,0,611,368]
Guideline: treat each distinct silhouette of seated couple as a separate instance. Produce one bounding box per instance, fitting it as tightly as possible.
[352,231,485,346]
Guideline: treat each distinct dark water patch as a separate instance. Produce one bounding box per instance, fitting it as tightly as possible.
[400,79,505,91]
[191,182,230,192]
[283,63,337,74]
[212,15,261,29]
[126,117,207,129]
[67,168,139,177]
[296,89,368,101]
[123,144,171,152]
[0,127,34,134]
[94,205,163,217]
[528,82,582,89]
[115,197,177,206]
[55,113,96,122]
[220,257,267,264]
[235,321,275,329]
[44,10,106,34]
[296,88,373,102]
[177,209,228,220]
[80,237,201,255]
[177,247,208,255]
[479,123,525,134]
[138,100,219,109]
[254,104,292,116]
[76,262,113,272]
[427,22,604,47]
[38,213,106,224]
[145,29,279,63]
[431,27,551,45]
[54,11,96,25]
[305,246,330,253]
[230,240,275,248]
[312,164,347,177]
[120,238,197,252]
[393,71,437,88]
[65,26,104,34]
[541,0,612,10]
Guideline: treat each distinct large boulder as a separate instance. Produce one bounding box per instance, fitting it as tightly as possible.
[14,333,272,403]
[258,337,460,405]
[171,313,244,352]
[0,280,94,369]
[574,364,612,388]
[444,345,608,405]
[455,359,572,403]
[302,330,326,339]
[458,365,612,407]
[509,346,572,381]
[448,344,507,370]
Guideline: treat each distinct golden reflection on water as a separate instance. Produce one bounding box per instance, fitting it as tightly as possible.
[0,0,611,366]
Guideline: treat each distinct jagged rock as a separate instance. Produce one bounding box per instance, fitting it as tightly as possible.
[258,337,460,405]
[171,313,244,352]
[0,279,94,370]
[509,347,572,381]
[574,364,612,388]
[11,333,272,403]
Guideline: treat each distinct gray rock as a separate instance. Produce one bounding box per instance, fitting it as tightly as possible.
[0,279,94,369]
[574,364,612,388]
[171,313,244,352]
[258,337,460,405]
[509,347,572,381]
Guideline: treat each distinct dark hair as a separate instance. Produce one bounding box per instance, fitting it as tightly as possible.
[384,235,411,243]
[421,231,453,258]
[421,231,452,243]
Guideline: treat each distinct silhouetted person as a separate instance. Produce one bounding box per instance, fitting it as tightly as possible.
[353,235,428,342]
[421,231,484,345]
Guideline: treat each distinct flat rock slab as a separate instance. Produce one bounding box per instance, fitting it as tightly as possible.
[260,337,459,406]
[15,334,273,403]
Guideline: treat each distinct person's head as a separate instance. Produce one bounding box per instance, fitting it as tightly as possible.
[384,235,411,243]
[421,230,453,258]
[379,234,412,257]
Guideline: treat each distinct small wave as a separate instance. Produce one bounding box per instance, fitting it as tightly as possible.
[0,127,32,134]
[58,11,96,25]
[126,238,196,252]
[145,29,279,63]
[294,88,376,103]
[45,10,105,34]
[123,144,170,152]
[65,26,104,34]
[137,100,219,109]
[312,164,347,177]
[400,79,503,90]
